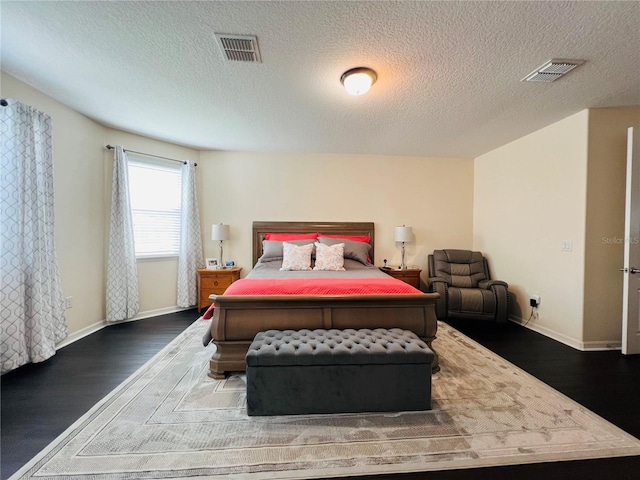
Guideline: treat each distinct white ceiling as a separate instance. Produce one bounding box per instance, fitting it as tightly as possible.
[2,1,639,158]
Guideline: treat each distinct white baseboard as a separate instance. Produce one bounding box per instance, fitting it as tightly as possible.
[508,315,622,351]
[55,306,195,350]
[56,320,106,349]
[581,340,622,351]
[126,306,195,322]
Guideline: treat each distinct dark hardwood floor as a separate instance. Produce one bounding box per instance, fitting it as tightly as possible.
[1,309,197,479]
[2,312,639,479]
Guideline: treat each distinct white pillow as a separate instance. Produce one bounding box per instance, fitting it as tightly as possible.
[313,242,345,271]
[280,242,313,271]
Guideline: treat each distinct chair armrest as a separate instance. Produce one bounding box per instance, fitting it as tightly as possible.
[478,279,508,289]
[427,277,449,320]
[428,276,449,288]
[479,280,509,323]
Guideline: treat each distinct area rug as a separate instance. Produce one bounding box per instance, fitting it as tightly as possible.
[10,320,640,479]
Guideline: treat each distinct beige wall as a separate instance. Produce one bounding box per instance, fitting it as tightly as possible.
[198,151,474,286]
[583,107,640,344]
[474,111,589,347]
[2,73,202,342]
[474,107,640,349]
[2,72,106,337]
[21,68,634,351]
[4,72,473,341]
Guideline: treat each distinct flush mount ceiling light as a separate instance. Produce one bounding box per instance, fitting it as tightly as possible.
[340,67,377,96]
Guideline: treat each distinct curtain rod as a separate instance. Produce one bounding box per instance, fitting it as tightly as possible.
[105,144,196,166]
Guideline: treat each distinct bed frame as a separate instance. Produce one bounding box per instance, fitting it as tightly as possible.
[207,221,439,379]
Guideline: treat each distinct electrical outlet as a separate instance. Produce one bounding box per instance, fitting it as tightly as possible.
[65,296,73,309]
[529,294,540,308]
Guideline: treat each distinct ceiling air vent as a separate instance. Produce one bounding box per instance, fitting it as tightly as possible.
[522,59,585,82]
[214,33,262,63]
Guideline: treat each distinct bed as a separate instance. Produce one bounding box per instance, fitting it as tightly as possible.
[204,221,439,379]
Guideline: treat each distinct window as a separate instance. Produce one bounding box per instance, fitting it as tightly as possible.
[127,158,182,258]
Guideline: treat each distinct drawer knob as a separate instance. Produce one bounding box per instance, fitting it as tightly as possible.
[214,281,219,286]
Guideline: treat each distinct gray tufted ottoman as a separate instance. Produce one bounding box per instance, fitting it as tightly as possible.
[245,328,434,416]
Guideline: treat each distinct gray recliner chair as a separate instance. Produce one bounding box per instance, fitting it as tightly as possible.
[427,249,509,323]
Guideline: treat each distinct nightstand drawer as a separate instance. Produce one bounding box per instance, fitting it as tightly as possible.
[199,289,221,310]
[396,275,420,289]
[380,267,422,289]
[201,276,233,292]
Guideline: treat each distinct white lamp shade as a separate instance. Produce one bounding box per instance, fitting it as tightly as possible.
[211,224,230,241]
[395,226,413,243]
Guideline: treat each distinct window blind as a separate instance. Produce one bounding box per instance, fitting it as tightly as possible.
[127,158,182,258]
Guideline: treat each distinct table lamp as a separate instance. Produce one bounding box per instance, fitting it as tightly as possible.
[395,225,413,270]
[211,223,230,269]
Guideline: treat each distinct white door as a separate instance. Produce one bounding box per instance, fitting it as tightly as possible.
[622,127,640,355]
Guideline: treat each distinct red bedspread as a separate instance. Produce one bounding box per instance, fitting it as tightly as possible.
[202,277,421,319]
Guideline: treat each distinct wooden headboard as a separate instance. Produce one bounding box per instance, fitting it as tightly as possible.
[252,221,375,267]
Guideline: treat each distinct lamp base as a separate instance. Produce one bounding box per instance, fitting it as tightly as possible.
[400,243,408,270]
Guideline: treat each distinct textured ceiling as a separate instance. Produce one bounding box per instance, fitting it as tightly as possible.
[2,1,639,158]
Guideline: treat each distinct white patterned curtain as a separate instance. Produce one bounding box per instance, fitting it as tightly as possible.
[177,160,204,307]
[106,146,139,321]
[0,99,67,373]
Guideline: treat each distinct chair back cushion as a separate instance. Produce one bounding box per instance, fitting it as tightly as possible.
[432,249,487,287]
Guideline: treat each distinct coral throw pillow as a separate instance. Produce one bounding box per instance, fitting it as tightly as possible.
[265,232,318,241]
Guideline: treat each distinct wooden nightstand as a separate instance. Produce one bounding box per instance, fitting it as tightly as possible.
[197,267,242,312]
[380,267,422,289]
